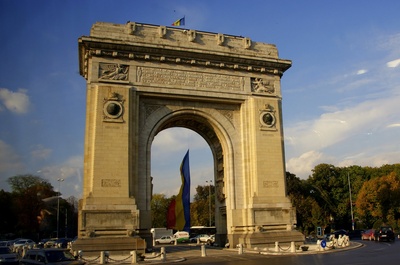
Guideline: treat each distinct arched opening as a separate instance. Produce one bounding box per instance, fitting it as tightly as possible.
[151,128,213,200]
[147,111,229,245]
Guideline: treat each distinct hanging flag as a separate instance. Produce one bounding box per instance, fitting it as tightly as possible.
[172,16,185,26]
[167,150,191,231]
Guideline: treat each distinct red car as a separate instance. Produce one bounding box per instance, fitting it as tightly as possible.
[361,229,375,241]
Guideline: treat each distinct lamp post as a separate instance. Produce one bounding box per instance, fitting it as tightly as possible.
[206,180,212,227]
[347,172,354,231]
[57,178,64,238]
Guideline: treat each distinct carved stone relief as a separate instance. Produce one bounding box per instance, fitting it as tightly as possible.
[251,77,275,94]
[259,104,276,130]
[103,90,125,123]
[99,63,129,81]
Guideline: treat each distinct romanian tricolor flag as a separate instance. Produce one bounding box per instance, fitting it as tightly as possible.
[167,150,191,231]
[171,16,185,26]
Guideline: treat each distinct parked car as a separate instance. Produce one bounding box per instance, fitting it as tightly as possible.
[12,239,35,252]
[37,239,50,249]
[348,229,364,239]
[374,226,395,242]
[54,238,72,248]
[0,241,12,248]
[361,229,375,241]
[0,246,19,265]
[67,237,77,250]
[206,235,215,245]
[20,249,85,265]
[154,236,175,245]
[44,239,58,248]
[189,234,212,243]
[324,229,348,240]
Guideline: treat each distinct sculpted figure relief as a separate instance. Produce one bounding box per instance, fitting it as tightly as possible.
[251,78,275,93]
[99,63,129,80]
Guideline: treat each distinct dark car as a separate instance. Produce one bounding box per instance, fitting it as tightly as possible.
[37,239,50,249]
[54,238,72,249]
[374,226,395,242]
[348,229,364,239]
[0,246,18,265]
[325,229,348,239]
[20,249,85,265]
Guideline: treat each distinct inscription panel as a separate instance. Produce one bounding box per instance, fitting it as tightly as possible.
[85,212,137,228]
[137,67,244,91]
[254,209,289,224]
[263,180,278,188]
[101,179,121,187]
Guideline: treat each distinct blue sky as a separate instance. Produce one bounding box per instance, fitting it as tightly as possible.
[1,1,400,199]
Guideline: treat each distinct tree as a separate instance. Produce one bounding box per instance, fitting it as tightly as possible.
[151,193,174,228]
[0,189,16,236]
[190,185,215,226]
[356,172,400,228]
[7,174,57,240]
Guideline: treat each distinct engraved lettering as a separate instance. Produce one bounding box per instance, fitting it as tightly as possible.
[101,179,121,187]
[138,67,243,91]
[263,181,278,188]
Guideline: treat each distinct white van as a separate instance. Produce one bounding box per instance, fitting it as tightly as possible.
[173,231,189,243]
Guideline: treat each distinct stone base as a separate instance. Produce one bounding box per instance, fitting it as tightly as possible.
[71,237,146,255]
[237,230,305,249]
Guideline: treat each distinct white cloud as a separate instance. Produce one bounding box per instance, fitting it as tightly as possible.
[0,140,25,192]
[356,69,368,75]
[0,88,30,114]
[386,58,400,68]
[286,150,326,178]
[37,155,83,198]
[387,123,400,128]
[285,91,400,178]
[30,145,52,160]
[0,140,24,174]
[286,95,399,153]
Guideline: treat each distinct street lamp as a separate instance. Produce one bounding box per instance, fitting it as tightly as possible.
[206,180,212,227]
[57,178,64,238]
[347,172,354,231]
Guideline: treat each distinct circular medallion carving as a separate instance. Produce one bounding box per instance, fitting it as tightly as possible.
[104,100,123,119]
[260,111,276,127]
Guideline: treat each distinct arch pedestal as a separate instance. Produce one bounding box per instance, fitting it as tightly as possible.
[75,22,304,251]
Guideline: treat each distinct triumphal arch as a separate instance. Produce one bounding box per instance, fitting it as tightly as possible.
[76,22,304,250]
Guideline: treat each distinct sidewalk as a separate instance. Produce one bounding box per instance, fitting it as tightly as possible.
[81,241,363,264]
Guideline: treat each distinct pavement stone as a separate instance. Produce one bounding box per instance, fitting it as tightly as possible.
[81,241,363,264]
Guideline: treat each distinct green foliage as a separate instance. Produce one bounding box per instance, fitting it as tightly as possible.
[151,193,174,228]
[287,163,400,235]
[150,185,215,228]
[191,185,215,226]
[0,174,78,240]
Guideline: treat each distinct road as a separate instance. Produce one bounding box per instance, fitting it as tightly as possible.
[154,239,398,264]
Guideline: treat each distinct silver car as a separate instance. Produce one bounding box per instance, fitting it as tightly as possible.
[0,246,18,265]
[20,249,85,265]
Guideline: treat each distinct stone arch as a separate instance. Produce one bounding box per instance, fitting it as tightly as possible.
[76,22,304,251]
[139,105,237,239]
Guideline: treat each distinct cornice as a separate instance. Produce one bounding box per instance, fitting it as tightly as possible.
[78,22,292,80]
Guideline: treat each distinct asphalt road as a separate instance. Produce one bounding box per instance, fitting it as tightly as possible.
[152,239,398,265]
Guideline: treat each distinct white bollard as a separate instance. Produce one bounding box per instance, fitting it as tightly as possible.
[130,251,137,264]
[275,241,279,252]
[238,244,243,255]
[160,247,166,261]
[201,244,207,257]
[291,241,296,253]
[100,251,106,264]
